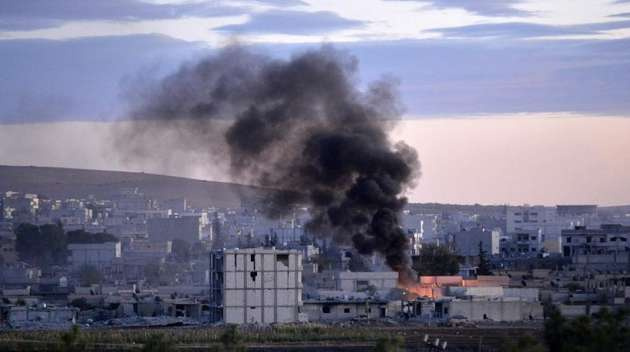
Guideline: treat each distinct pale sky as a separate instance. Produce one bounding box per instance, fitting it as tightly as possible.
[1,116,629,206]
[1,1,630,205]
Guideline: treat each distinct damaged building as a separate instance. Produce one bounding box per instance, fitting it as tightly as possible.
[209,248,304,324]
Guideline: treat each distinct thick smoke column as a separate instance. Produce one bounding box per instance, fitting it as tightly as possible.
[118,46,420,281]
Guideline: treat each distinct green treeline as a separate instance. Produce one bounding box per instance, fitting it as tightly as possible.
[14,223,117,267]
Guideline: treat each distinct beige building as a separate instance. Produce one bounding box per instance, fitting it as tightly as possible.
[209,248,303,324]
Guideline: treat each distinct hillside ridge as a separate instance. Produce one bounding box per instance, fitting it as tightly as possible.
[0,165,260,208]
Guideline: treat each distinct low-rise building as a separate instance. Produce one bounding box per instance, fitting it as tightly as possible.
[0,305,78,326]
[561,224,630,269]
[68,241,121,269]
[439,298,543,322]
[303,299,400,321]
[452,228,500,258]
[124,239,172,260]
[147,216,201,243]
[334,271,398,292]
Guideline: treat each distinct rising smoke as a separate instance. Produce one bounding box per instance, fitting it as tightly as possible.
[116,45,420,281]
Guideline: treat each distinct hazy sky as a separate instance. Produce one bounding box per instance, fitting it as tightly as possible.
[1,116,629,206]
[1,1,630,204]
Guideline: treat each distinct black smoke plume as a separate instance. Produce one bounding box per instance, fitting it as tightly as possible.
[117,45,420,281]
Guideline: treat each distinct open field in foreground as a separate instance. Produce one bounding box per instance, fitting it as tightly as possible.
[0,324,543,351]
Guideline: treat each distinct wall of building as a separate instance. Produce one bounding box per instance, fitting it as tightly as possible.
[303,300,400,321]
[447,299,543,322]
[68,242,121,268]
[147,216,201,243]
[452,228,500,257]
[334,271,398,292]
[4,306,78,324]
[211,248,303,324]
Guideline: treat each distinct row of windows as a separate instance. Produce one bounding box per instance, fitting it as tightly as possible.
[565,236,628,243]
[513,212,538,216]
[322,306,369,314]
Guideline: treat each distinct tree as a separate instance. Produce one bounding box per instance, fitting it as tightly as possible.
[14,223,39,263]
[220,324,246,352]
[15,222,66,266]
[543,305,630,352]
[477,241,492,275]
[501,335,545,352]
[171,239,191,262]
[78,265,103,286]
[141,333,174,352]
[374,335,404,352]
[70,298,93,311]
[412,244,460,276]
[58,325,85,352]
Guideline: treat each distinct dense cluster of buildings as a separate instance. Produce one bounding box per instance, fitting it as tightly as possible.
[1,188,630,328]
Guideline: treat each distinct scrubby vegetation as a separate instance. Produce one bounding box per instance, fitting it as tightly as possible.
[0,324,394,351]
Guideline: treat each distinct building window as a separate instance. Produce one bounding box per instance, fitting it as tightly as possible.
[322,305,331,314]
[566,237,572,243]
[276,254,289,267]
[344,308,350,313]
[356,280,369,291]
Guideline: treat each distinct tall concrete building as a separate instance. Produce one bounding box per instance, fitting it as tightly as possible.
[209,248,303,324]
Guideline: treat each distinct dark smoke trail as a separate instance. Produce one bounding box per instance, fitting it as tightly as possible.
[117,45,420,281]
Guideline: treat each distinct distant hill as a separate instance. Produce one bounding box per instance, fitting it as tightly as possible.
[0,165,262,209]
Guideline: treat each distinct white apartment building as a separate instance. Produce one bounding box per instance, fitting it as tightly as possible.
[506,206,555,234]
[209,248,303,324]
[506,205,599,253]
